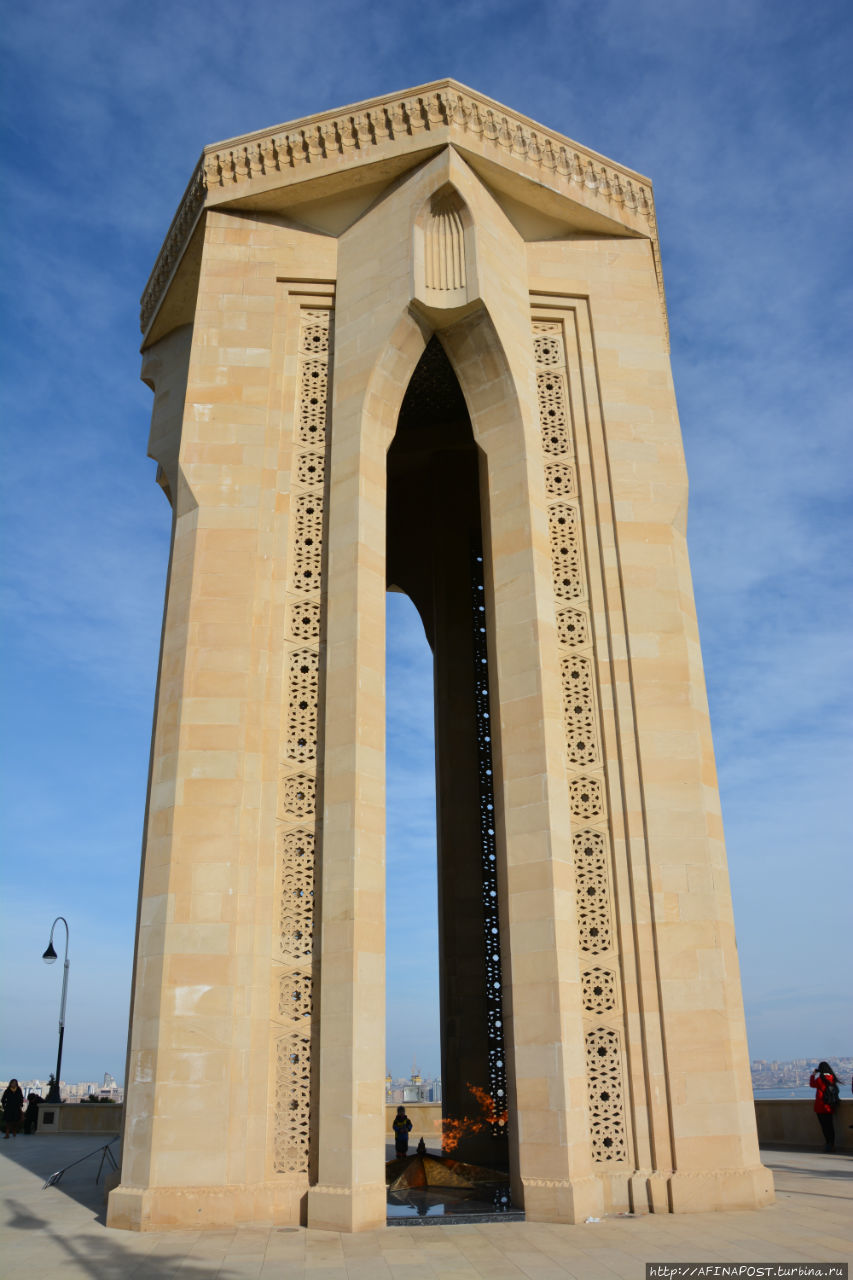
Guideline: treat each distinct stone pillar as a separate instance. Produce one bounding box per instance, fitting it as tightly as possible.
[109,211,338,1231]
[304,234,406,1238]
[440,310,605,1223]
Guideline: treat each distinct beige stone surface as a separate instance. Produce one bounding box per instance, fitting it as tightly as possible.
[35,1104,122,1136]
[112,83,772,1232]
[756,1100,852,1150]
[5,1138,852,1278]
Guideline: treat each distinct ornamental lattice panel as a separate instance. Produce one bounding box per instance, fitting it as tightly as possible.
[532,315,629,1167]
[279,829,315,963]
[585,1026,628,1162]
[273,305,332,1176]
[582,967,617,1016]
[560,654,600,767]
[548,504,585,600]
[472,544,508,1142]
[574,829,613,954]
[275,1031,312,1175]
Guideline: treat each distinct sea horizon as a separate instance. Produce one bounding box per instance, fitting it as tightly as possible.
[753,1086,815,1100]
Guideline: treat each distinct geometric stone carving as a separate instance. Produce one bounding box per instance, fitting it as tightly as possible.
[297,361,328,447]
[560,654,600,767]
[585,1026,628,1163]
[279,829,314,964]
[286,648,320,764]
[274,1031,312,1174]
[287,601,321,642]
[534,304,631,1179]
[290,493,323,592]
[280,827,315,864]
[573,828,612,954]
[556,607,589,648]
[568,774,605,821]
[582,967,617,1015]
[548,504,584,600]
[278,969,313,1020]
[300,311,330,356]
[296,450,325,487]
[532,331,563,368]
[273,302,331,1183]
[280,772,315,821]
[544,462,576,499]
[537,371,571,456]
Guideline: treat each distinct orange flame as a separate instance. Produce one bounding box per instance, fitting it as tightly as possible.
[441,1083,508,1155]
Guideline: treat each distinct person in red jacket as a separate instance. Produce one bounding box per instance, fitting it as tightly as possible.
[809,1061,838,1151]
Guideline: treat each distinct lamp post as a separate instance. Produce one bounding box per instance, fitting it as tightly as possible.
[42,917,70,1105]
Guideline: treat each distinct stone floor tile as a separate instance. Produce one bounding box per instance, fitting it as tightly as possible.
[297,1268,348,1279]
[426,1269,495,1279]
[469,1265,528,1279]
[3,1141,853,1280]
[343,1260,394,1274]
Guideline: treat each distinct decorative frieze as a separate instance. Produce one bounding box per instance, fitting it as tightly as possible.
[141,82,658,334]
[139,162,206,337]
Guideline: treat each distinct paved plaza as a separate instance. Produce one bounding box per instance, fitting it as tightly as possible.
[1,1135,850,1278]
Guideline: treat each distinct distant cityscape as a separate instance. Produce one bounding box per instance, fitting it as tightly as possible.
[386,1065,442,1104]
[389,1059,853,1102]
[751,1057,853,1091]
[5,1059,851,1107]
[0,1072,124,1103]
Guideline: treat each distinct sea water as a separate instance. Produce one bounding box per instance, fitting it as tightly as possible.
[753,1086,814,1100]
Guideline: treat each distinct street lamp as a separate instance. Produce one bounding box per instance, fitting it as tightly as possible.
[42,917,70,1105]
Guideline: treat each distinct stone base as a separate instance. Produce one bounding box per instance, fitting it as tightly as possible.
[629,1169,671,1214]
[520,1175,605,1223]
[306,1183,387,1232]
[668,1164,775,1213]
[106,1180,307,1231]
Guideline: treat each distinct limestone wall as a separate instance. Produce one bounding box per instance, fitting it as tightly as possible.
[755,1100,851,1150]
[37,1103,123,1135]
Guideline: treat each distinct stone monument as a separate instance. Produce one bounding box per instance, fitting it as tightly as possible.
[107,81,773,1232]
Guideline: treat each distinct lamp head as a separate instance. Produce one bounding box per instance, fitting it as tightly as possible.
[42,941,58,964]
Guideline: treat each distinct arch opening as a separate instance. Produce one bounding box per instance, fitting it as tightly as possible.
[386,335,508,1170]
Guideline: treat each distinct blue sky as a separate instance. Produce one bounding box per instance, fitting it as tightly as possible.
[1,0,851,1085]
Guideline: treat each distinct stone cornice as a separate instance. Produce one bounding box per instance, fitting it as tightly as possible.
[141,80,663,336]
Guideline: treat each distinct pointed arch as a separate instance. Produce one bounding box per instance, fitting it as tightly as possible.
[362,308,430,454]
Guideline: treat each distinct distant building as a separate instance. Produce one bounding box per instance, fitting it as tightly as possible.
[5,1076,124,1104]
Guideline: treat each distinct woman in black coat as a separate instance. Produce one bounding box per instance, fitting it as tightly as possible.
[2,1079,25,1138]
